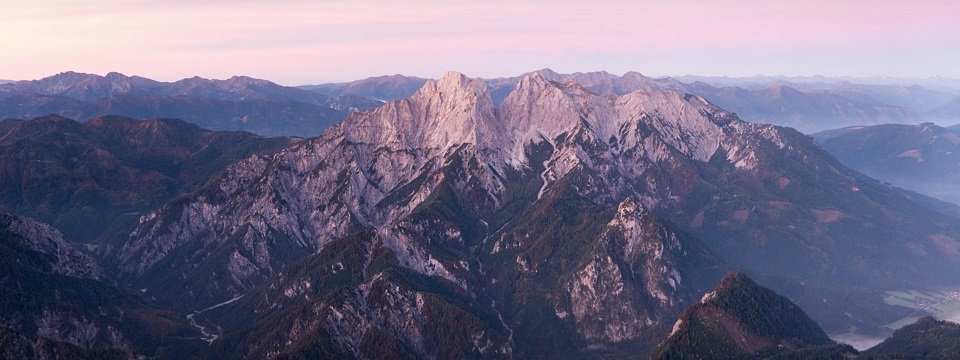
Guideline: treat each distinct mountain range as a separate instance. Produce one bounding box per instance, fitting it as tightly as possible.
[4,70,960,358]
[302,69,960,133]
[0,72,381,136]
[5,69,957,138]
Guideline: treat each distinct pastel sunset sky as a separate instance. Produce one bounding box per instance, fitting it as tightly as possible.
[2,0,957,85]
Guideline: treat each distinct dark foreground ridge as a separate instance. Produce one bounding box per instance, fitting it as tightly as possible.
[654,271,855,359]
[863,316,960,359]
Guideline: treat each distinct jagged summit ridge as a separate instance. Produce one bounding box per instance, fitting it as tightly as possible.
[339,70,737,168]
[343,71,498,151]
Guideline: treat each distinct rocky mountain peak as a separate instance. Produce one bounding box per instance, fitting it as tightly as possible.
[712,270,756,292]
[570,70,618,83]
[223,75,275,89]
[413,71,492,111]
[503,72,585,123]
[529,68,562,81]
[342,70,497,152]
[174,76,211,86]
[607,197,657,238]
[43,71,100,83]
[614,195,644,215]
[103,71,130,80]
[514,70,553,92]
[436,70,472,88]
[336,70,741,170]
[498,72,619,163]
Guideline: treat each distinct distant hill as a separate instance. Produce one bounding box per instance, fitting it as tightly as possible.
[300,74,428,102]
[926,97,960,123]
[0,115,295,245]
[863,316,960,358]
[0,72,383,136]
[813,123,960,204]
[684,82,920,133]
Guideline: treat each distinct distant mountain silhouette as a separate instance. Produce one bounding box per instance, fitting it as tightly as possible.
[814,123,960,204]
[0,72,382,136]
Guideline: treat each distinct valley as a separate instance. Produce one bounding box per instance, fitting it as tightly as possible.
[884,289,960,328]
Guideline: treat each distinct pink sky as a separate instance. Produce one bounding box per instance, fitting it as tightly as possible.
[1,0,958,85]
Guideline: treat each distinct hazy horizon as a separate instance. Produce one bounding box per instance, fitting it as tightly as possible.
[3,0,958,86]
[5,69,960,88]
